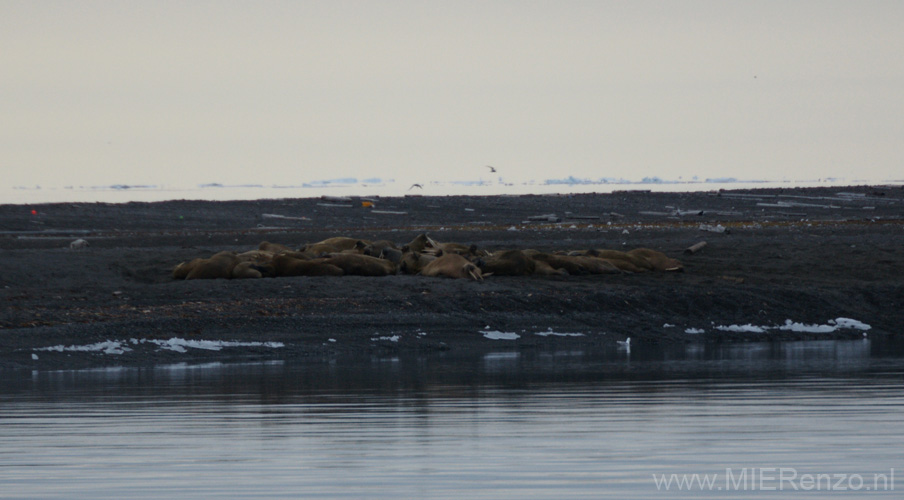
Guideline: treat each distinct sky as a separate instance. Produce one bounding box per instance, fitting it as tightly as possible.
[3,0,902,193]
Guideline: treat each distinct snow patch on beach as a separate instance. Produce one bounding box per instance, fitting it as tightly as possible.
[481,330,521,340]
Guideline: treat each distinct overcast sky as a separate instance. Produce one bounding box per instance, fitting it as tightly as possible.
[3,0,902,190]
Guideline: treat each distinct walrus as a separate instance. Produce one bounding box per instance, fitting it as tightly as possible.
[479,249,536,276]
[401,233,440,254]
[258,241,294,253]
[532,258,568,276]
[527,252,620,275]
[433,242,482,257]
[586,249,652,272]
[304,237,370,253]
[525,252,588,275]
[399,251,437,274]
[231,261,265,279]
[235,250,276,277]
[362,240,399,258]
[173,251,259,280]
[627,248,684,272]
[420,253,485,280]
[377,247,404,264]
[321,253,398,276]
[271,254,344,277]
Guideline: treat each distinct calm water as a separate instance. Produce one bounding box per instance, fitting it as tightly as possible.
[2,340,903,499]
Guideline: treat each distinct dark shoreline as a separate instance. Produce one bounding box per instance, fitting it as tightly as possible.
[2,185,902,370]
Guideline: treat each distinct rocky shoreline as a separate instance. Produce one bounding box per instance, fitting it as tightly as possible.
[1,185,902,370]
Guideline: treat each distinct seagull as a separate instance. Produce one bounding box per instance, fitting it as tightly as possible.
[485,165,496,173]
[409,183,423,190]
[617,337,631,349]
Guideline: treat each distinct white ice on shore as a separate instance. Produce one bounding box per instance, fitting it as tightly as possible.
[533,328,585,337]
[715,324,768,333]
[481,330,521,340]
[371,335,400,342]
[35,340,132,355]
[34,338,284,356]
[710,318,871,335]
[140,338,285,353]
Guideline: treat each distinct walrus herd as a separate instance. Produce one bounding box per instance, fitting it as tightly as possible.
[172,234,683,281]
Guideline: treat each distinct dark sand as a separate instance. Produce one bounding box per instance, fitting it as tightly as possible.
[2,185,902,370]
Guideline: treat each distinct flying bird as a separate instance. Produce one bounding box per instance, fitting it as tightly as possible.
[409,183,423,190]
[485,165,496,173]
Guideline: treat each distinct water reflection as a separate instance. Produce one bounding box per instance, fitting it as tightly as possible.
[2,339,903,499]
[6,338,889,397]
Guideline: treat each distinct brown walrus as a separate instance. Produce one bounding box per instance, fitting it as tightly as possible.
[586,249,651,272]
[173,251,264,280]
[258,241,294,253]
[526,252,620,275]
[271,254,344,277]
[479,249,536,276]
[627,248,684,272]
[420,253,485,280]
[303,237,370,253]
[321,253,398,276]
[399,251,437,274]
[401,233,438,254]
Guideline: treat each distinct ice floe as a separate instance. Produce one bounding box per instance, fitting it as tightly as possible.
[33,338,284,356]
[371,335,400,342]
[481,330,521,340]
[35,340,132,355]
[138,338,285,353]
[710,318,871,335]
[533,328,585,337]
[715,324,768,333]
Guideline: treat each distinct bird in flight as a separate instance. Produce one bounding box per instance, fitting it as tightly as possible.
[486,165,496,173]
[409,183,423,190]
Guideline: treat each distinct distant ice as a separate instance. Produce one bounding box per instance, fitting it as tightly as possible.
[481,330,521,340]
[685,328,705,334]
[141,338,285,353]
[830,318,871,330]
[371,335,400,342]
[715,324,767,333]
[8,177,897,205]
[777,320,836,333]
[34,338,284,356]
[35,340,132,355]
[533,328,585,337]
[713,318,871,335]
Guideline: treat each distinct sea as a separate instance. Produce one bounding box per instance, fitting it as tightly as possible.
[2,339,903,499]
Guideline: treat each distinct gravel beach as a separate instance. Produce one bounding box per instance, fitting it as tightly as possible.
[2,185,902,370]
